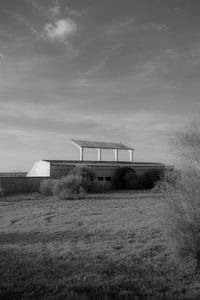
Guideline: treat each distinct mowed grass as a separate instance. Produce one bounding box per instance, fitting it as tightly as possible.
[0,191,200,299]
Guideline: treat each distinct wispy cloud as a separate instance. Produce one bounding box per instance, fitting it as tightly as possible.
[165,46,200,66]
[42,18,77,44]
[0,7,33,30]
[0,29,13,38]
[155,24,168,31]
[105,19,133,36]
[165,48,179,59]
[66,6,81,17]
[72,42,123,87]
[50,0,60,16]
[24,0,53,21]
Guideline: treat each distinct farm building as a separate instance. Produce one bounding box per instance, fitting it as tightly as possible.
[27,139,167,180]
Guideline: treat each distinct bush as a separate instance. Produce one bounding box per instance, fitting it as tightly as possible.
[0,185,4,197]
[141,169,164,189]
[112,167,138,189]
[90,179,112,192]
[52,175,86,200]
[124,169,140,189]
[68,165,95,192]
[153,168,179,193]
[39,179,57,196]
[39,165,95,199]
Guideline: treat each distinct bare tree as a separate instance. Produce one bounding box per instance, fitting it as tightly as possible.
[156,122,200,268]
[171,121,200,168]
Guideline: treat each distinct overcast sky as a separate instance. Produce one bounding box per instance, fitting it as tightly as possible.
[0,0,200,171]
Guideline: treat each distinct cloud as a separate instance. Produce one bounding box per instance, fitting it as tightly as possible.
[0,7,34,30]
[66,6,81,17]
[24,0,53,20]
[50,0,60,16]
[155,24,168,31]
[174,7,183,12]
[0,29,13,38]
[105,20,133,36]
[165,48,179,59]
[43,18,77,44]
[0,53,4,59]
[72,42,123,87]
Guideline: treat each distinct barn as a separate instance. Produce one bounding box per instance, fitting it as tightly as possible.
[27,139,167,180]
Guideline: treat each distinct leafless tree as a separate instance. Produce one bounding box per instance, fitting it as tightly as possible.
[156,122,200,268]
[171,121,200,168]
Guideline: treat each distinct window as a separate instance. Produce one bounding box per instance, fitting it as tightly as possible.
[98,177,103,181]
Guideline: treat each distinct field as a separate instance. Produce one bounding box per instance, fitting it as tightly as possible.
[0,191,200,299]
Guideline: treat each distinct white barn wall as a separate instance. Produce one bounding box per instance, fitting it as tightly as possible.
[26,160,50,177]
[27,160,166,179]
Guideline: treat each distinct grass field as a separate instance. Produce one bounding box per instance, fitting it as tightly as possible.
[1,191,200,299]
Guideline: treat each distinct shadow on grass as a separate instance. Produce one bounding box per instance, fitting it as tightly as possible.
[0,229,115,245]
[0,248,199,300]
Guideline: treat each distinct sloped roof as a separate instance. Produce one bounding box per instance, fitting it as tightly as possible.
[71,139,133,150]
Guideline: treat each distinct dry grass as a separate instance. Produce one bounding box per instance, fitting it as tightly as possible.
[0,191,200,299]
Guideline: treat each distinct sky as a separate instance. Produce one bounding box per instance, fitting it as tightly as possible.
[0,0,200,171]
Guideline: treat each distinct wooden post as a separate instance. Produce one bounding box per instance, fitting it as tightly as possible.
[129,149,133,162]
[97,148,102,161]
[80,147,84,161]
[114,149,118,162]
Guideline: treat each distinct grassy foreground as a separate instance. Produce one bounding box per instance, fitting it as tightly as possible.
[0,191,200,299]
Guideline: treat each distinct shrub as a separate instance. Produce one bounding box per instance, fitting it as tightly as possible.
[124,169,140,189]
[39,179,57,196]
[90,179,112,192]
[132,175,145,189]
[141,169,164,189]
[52,175,86,200]
[68,165,95,192]
[153,168,179,193]
[0,185,4,197]
[112,167,138,189]
[39,165,95,199]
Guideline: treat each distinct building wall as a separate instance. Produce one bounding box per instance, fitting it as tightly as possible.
[0,177,49,195]
[27,160,166,181]
[49,162,166,180]
[1,162,166,195]
[50,164,74,178]
[27,160,50,177]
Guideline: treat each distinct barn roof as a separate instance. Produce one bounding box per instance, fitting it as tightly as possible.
[71,139,133,150]
[43,159,166,167]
